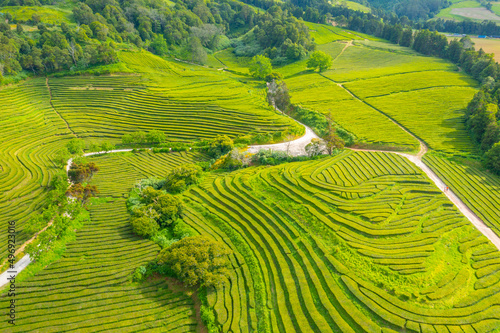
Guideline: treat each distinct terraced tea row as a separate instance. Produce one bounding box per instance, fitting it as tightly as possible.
[184,151,500,332]
[0,78,72,259]
[286,73,420,150]
[277,33,478,154]
[424,154,500,237]
[45,51,300,144]
[0,151,204,332]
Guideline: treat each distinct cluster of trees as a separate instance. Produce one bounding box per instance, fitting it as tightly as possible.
[208,134,234,158]
[129,186,183,237]
[466,90,500,174]
[424,19,500,36]
[122,130,167,144]
[0,16,117,80]
[233,5,314,64]
[68,161,99,183]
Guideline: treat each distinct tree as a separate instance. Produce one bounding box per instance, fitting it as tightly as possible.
[16,24,23,34]
[139,187,182,226]
[150,35,168,56]
[68,162,100,183]
[100,141,115,152]
[146,130,167,144]
[164,164,203,193]
[54,148,71,168]
[485,142,500,175]
[305,138,325,157]
[208,135,234,158]
[324,114,345,155]
[66,138,85,154]
[66,183,99,204]
[157,236,232,287]
[188,36,207,64]
[249,55,272,79]
[130,207,160,237]
[400,28,413,47]
[267,79,290,113]
[307,51,332,72]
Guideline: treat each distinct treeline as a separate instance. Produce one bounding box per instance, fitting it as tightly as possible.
[466,90,500,174]
[424,19,500,36]
[0,18,117,81]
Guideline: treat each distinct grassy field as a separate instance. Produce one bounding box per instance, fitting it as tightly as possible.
[331,0,371,12]
[470,38,500,62]
[0,78,73,260]
[365,86,478,154]
[424,154,500,237]
[268,26,478,154]
[184,151,500,331]
[46,50,301,144]
[0,151,205,332]
[0,6,72,25]
[286,73,420,149]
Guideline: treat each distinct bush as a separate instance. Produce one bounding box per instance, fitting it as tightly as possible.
[66,138,85,154]
[130,215,160,237]
[208,135,234,158]
[164,164,203,193]
[485,142,500,175]
[157,236,232,287]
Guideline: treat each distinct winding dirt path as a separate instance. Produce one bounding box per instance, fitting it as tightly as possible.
[246,121,320,156]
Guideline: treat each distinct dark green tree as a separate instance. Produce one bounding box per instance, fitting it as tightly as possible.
[157,236,232,287]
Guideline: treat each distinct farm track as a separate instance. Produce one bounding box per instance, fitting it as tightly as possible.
[45,77,76,137]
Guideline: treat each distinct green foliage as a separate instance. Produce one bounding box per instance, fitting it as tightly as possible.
[306,51,332,72]
[164,164,203,193]
[201,304,220,333]
[100,141,115,152]
[68,161,99,183]
[130,214,160,237]
[139,187,183,227]
[66,138,85,155]
[208,135,234,158]
[146,129,167,144]
[249,55,272,79]
[485,142,500,175]
[157,236,232,288]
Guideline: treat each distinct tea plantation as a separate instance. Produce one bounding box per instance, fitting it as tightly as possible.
[0,151,205,332]
[2,15,500,333]
[185,151,500,332]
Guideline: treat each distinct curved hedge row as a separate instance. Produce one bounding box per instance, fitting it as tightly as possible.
[0,151,204,332]
[185,151,500,332]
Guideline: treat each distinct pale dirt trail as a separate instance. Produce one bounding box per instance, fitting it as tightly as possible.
[349,143,500,251]
[246,121,320,156]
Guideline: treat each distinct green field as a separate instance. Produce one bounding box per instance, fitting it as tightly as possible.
[270,27,478,154]
[331,0,371,12]
[0,151,205,332]
[184,151,500,331]
[46,51,301,144]
[3,15,500,333]
[425,154,500,237]
[0,78,72,259]
[0,6,72,25]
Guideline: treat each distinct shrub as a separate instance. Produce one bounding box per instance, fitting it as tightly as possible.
[130,215,159,237]
[157,236,232,287]
[208,135,234,158]
[164,164,203,193]
[68,162,99,183]
[66,138,85,154]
